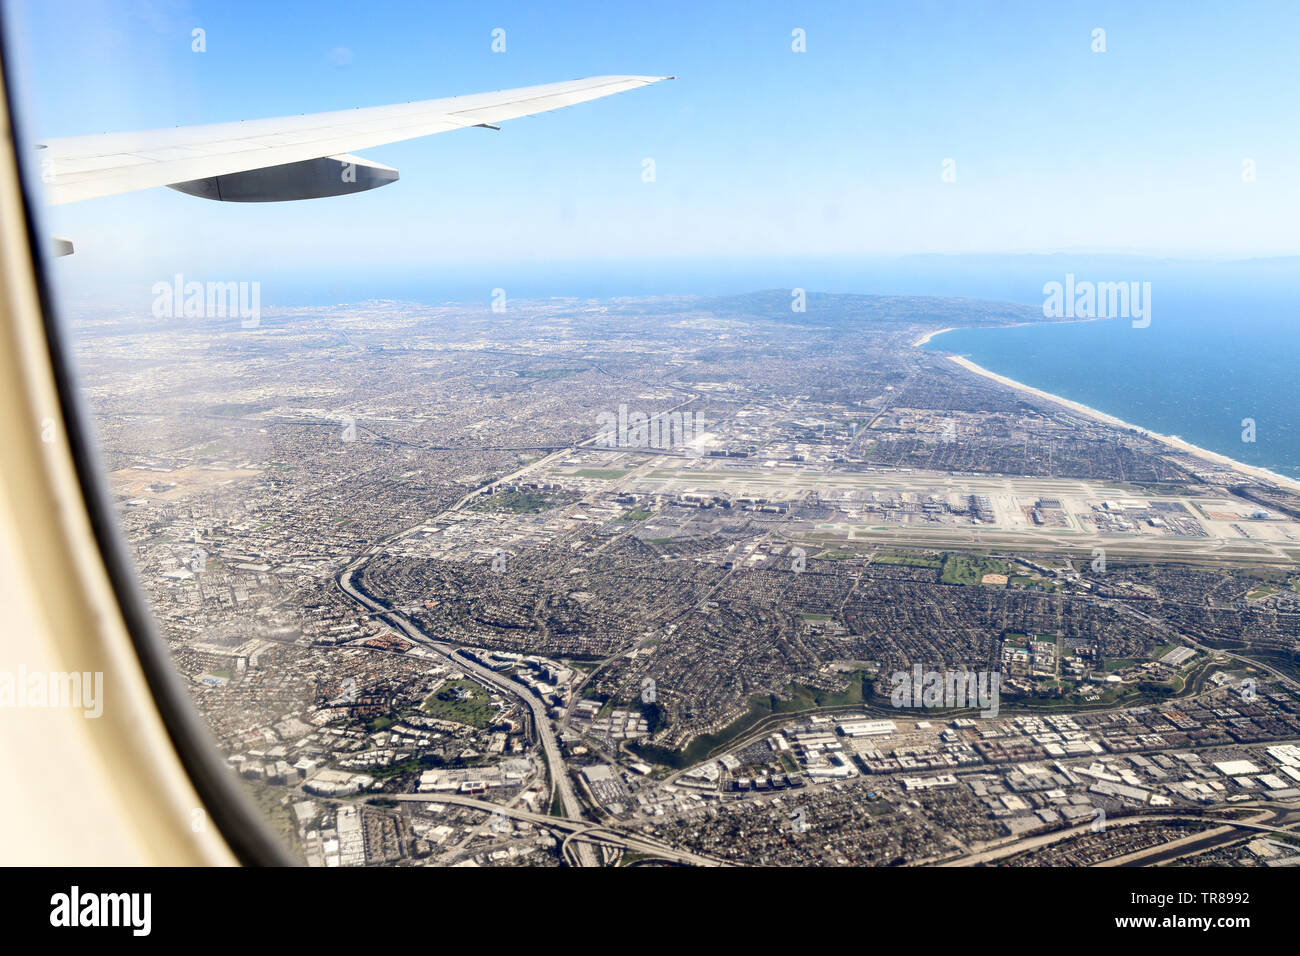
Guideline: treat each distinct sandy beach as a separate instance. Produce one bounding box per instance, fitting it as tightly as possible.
[911,327,954,348]
[944,354,1300,495]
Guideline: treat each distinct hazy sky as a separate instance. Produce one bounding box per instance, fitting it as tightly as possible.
[8,0,1300,301]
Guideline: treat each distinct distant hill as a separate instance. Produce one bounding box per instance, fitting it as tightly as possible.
[633,289,1047,330]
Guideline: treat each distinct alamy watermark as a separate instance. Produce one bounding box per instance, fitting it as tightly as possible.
[595,404,706,450]
[1042,274,1151,328]
[50,886,150,936]
[889,664,1000,717]
[152,274,261,328]
[1,666,103,718]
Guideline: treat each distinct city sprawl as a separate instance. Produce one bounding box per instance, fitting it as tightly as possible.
[76,291,1300,866]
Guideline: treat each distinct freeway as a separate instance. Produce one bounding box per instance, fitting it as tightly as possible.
[382,793,730,867]
[333,393,706,865]
[333,440,613,864]
[337,559,599,867]
[936,804,1300,867]
[1109,600,1300,693]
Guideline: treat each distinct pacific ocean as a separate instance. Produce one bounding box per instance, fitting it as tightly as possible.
[923,275,1300,481]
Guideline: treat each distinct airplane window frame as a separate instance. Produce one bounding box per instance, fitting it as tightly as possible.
[0,19,293,867]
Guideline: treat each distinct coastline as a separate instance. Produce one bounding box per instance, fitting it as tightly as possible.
[945,354,1300,495]
[911,327,954,348]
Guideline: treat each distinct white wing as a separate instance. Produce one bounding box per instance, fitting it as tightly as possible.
[37,75,672,205]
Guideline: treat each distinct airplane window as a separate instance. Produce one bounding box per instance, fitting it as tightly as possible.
[6,0,1300,886]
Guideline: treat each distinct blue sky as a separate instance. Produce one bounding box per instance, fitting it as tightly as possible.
[7,0,1300,304]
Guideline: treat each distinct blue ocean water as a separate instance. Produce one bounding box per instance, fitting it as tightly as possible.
[924,275,1300,481]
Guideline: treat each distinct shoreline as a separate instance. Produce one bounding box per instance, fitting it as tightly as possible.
[945,354,1300,495]
[911,327,955,348]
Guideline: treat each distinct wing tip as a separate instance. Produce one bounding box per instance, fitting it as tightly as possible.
[610,74,675,84]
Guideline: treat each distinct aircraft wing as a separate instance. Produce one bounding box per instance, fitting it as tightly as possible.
[36,74,672,205]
